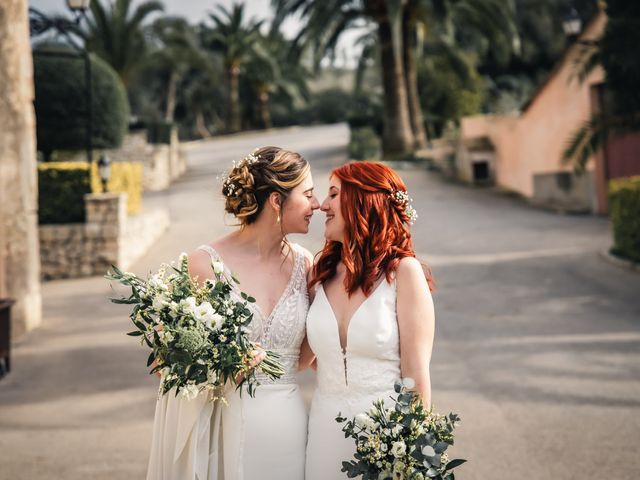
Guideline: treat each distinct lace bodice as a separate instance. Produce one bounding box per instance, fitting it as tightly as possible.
[306,278,400,399]
[197,244,309,385]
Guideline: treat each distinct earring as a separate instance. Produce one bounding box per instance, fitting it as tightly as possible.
[276,213,281,223]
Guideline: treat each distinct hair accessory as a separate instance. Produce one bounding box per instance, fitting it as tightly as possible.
[220,149,261,197]
[391,190,418,225]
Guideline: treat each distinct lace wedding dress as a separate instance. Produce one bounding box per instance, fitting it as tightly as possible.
[146,244,309,480]
[305,278,400,480]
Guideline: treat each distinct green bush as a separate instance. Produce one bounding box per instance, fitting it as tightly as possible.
[349,127,381,161]
[38,163,91,224]
[34,43,129,157]
[347,93,384,137]
[147,120,174,144]
[609,176,640,263]
[308,88,354,124]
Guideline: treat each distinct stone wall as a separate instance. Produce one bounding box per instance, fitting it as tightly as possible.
[39,193,169,280]
[67,129,187,192]
[0,0,42,338]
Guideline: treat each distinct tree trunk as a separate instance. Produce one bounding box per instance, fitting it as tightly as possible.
[195,111,211,139]
[164,70,178,122]
[374,3,414,156]
[256,87,271,130]
[226,65,241,133]
[402,4,428,149]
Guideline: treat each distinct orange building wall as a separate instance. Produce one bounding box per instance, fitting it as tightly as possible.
[461,11,607,198]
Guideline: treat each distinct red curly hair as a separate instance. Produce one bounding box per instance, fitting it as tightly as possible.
[310,161,433,296]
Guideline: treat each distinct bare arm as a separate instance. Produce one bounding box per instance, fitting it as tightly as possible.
[298,246,317,370]
[396,256,435,407]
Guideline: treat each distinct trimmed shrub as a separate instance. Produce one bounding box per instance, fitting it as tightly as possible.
[38,162,91,224]
[609,176,640,262]
[33,44,129,157]
[147,121,174,145]
[349,127,381,161]
[38,161,143,224]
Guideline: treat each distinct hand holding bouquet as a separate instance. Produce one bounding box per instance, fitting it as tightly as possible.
[336,379,466,479]
[106,253,284,400]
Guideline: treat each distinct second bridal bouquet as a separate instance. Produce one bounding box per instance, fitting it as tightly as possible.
[336,379,466,480]
[107,253,284,400]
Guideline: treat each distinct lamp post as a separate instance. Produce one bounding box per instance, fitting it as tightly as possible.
[98,154,112,193]
[65,0,92,164]
[562,7,583,38]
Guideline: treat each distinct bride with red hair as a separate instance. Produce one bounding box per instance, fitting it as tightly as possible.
[304,161,435,480]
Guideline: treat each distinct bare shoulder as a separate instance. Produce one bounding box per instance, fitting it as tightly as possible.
[396,257,431,293]
[187,247,214,284]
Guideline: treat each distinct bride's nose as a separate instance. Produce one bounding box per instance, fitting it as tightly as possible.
[320,197,330,212]
[311,196,320,210]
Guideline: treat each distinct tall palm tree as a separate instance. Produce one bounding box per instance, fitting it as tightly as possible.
[203,3,263,133]
[275,0,416,156]
[244,28,310,129]
[401,0,518,148]
[69,0,164,87]
[146,16,207,122]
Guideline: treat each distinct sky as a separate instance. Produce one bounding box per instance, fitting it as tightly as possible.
[28,0,362,67]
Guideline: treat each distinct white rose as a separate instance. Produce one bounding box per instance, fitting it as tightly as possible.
[193,302,217,327]
[180,383,200,401]
[401,377,416,389]
[212,261,224,275]
[163,331,174,343]
[390,441,406,458]
[210,313,224,330]
[355,413,372,430]
[391,424,403,437]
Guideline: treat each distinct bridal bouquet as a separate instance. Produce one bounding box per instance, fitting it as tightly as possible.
[336,379,466,479]
[106,253,284,400]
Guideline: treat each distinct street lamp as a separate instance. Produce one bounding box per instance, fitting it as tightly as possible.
[562,8,582,37]
[98,154,112,193]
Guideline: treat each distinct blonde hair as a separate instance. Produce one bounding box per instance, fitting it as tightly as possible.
[222,146,310,225]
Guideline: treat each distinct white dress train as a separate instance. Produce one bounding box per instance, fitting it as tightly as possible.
[305,279,401,480]
[146,244,309,480]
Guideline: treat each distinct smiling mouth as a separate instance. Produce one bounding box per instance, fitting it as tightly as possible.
[325,214,334,223]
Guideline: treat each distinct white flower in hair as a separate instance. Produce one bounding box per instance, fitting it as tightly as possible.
[390,190,418,225]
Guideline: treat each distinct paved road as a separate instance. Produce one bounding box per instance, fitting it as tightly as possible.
[1,124,638,479]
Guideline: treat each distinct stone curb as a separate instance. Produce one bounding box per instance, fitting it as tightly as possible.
[600,248,640,272]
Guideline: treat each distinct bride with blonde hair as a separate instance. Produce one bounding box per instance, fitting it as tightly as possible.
[146,146,319,480]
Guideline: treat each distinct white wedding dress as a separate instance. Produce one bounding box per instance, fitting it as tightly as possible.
[146,244,309,480]
[305,278,401,480]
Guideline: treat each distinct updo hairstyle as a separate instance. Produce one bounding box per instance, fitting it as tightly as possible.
[222,146,310,225]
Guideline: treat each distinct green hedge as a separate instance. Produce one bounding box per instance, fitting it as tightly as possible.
[33,43,129,157]
[147,121,174,145]
[609,176,640,263]
[349,127,381,161]
[38,163,91,224]
[38,161,143,224]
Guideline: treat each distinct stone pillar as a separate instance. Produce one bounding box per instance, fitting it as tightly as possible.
[85,192,127,272]
[0,0,42,338]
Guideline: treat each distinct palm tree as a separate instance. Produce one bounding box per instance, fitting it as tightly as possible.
[203,3,264,133]
[402,0,518,148]
[243,28,310,129]
[68,0,164,87]
[146,16,207,122]
[275,0,416,156]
